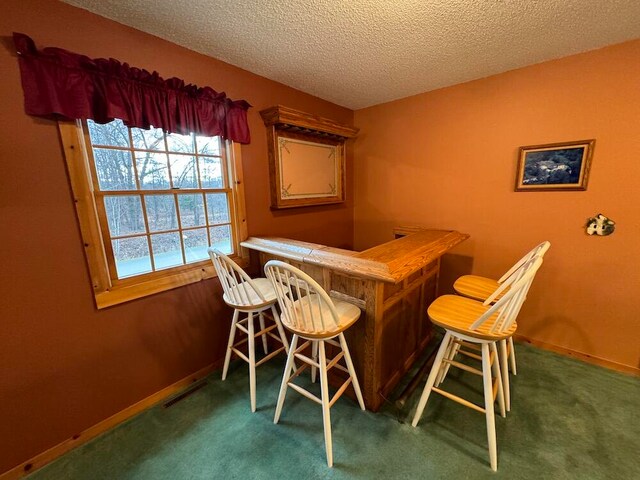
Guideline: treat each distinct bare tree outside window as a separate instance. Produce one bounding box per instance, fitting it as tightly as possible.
[86,119,233,279]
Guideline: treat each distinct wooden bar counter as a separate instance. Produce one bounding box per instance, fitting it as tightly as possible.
[241,229,469,411]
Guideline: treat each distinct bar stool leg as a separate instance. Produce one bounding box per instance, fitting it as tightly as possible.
[271,305,290,352]
[311,341,318,383]
[436,336,458,386]
[247,311,257,412]
[271,305,296,375]
[491,342,506,417]
[508,337,517,375]
[222,309,239,380]
[339,333,365,410]
[259,312,268,354]
[500,339,511,412]
[412,332,452,427]
[434,340,452,386]
[481,343,498,471]
[318,340,333,467]
[274,334,299,424]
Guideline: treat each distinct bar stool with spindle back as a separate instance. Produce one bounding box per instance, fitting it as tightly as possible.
[264,260,365,468]
[412,255,544,471]
[441,241,550,411]
[208,249,291,413]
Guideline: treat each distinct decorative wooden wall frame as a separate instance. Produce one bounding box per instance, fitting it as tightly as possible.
[260,105,359,209]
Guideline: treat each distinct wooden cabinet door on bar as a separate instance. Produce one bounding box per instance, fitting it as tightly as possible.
[260,105,358,209]
[242,229,469,411]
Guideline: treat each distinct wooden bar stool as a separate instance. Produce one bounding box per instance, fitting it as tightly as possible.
[453,241,550,303]
[442,241,551,409]
[208,249,291,413]
[264,260,365,468]
[412,256,543,471]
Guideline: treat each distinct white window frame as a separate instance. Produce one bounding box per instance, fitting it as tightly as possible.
[59,120,249,308]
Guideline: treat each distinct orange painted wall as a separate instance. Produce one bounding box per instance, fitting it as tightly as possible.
[0,0,353,472]
[354,40,640,371]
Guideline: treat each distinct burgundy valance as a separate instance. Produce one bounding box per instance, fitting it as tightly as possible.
[13,33,251,144]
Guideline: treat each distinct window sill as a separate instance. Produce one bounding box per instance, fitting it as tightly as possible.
[94,255,249,309]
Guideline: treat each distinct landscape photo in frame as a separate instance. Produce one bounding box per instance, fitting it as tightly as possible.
[515,139,595,191]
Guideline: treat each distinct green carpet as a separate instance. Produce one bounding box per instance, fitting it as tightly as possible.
[28,342,639,479]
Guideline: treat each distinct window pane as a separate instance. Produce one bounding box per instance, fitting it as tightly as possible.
[88,119,130,147]
[104,195,146,237]
[210,224,232,254]
[151,232,183,270]
[199,157,224,188]
[112,236,152,278]
[178,193,206,227]
[94,148,136,191]
[196,135,220,156]
[131,126,165,151]
[135,152,170,190]
[205,193,230,224]
[170,155,198,189]
[145,195,178,232]
[166,132,195,153]
[183,228,208,262]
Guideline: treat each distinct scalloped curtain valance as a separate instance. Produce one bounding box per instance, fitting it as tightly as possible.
[12,33,251,144]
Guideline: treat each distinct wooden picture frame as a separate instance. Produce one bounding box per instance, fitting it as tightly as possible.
[260,105,358,209]
[515,139,595,191]
[274,132,344,207]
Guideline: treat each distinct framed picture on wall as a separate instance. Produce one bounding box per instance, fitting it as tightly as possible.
[515,139,595,191]
[275,134,343,206]
[260,105,358,208]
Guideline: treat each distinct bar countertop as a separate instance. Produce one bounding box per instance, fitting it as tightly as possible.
[241,229,469,284]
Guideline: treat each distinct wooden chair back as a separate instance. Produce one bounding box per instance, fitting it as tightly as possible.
[498,241,550,283]
[264,260,340,334]
[208,249,267,307]
[471,256,543,334]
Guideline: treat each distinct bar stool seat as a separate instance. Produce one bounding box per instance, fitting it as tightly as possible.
[282,294,361,339]
[454,242,550,305]
[453,275,503,303]
[429,295,516,340]
[223,277,279,310]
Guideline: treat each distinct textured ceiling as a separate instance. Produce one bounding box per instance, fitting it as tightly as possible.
[62,0,640,109]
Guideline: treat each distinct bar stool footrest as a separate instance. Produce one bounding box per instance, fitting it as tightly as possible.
[432,387,486,413]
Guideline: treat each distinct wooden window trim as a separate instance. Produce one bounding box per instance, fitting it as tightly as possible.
[58,120,249,309]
